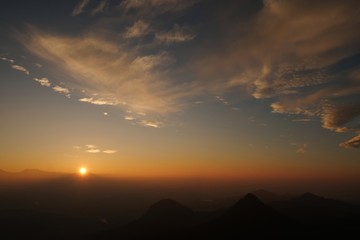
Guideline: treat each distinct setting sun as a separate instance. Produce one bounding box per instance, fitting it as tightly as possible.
[79,167,87,175]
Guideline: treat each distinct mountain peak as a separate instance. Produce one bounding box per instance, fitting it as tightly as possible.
[141,199,194,225]
[252,189,285,203]
[243,193,260,200]
[298,192,323,201]
[226,193,266,217]
[150,199,184,209]
[237,193,264,206]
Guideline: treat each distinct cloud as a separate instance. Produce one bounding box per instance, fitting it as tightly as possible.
[120,0,197,13]
[85,144,101,153]
[91,0,108,16]
[11,64,29,75]
[292,118,313,122]
[16,0,360,143]
[1,57,15,63]
[80,144,117,153]
[155,25,195,44]
[20,29,186,115]
[103,150,117,154]
[296,144,308,154]
[339,134,360,148]
[79,97,117,106]
[123,20,150,39]
[321,103,360,133]
[215,96,229,105]
[86,144,97,149]
[141,120,162,128]
[124,116,136,121]
[52,85,71,97]
[72,0,91,16]
[33,77,51,87]
[86,148,101,153]
[189,0,360,147]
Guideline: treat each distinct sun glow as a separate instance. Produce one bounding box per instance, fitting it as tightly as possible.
[79,167,87,175]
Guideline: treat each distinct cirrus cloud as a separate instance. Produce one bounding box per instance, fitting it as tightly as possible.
[11,64,29,75]
[19,29,187,115]
[339,134,360,148]
[33,77,51,87]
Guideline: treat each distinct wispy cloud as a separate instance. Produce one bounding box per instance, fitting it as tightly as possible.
[33,77,51,87]
[91,0,108,16]
[339,134,360,148]
[86,148,101,153]
[296,144,308,154]
[141,120,162,128]
[21,29,185,115]
[72,0,91,16]
[78,144,118,154]
[103,150,117,154]
[16,0,360,145]
[1,57,15,63]
[79,97,117,106]
[124,116,136,121]
[85,144,101,153]
[189,0,360,147]
[292,119,313,122]
[215,96,229,106]
[123,20,150,39]
[85,144,97,149]
[321,103,360,133]
[120,0,197,13]
[155,25,194,44]
[11,64,29,75]
[52,85,70,97]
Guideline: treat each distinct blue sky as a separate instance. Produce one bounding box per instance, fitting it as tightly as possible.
[0,0,359,178]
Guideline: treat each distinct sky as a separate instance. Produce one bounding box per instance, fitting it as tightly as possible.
[0,0,360,182]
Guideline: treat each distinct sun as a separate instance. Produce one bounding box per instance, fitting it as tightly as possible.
[79,167,87,175]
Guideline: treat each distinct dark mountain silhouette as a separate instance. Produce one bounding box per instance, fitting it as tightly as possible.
[252,189,290,203]
[96,199,195,239]
[270,192,360,237]
[189,193,295,239]
[1,174,360,239]
[271,192,356,220]
[224,193,280,219]
[0,208,101,240]
[140,199,194,227]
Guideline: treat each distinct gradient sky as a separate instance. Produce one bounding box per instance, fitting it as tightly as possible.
[0,0,360,181]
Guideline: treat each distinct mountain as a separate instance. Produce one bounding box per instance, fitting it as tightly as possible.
[178,193,295,239]
[96,199,195,239]
[271,192,356,220]
[2,176,360,240]
[0,208,98,240]
[252,189,290,203]
[140,199,194,227]
[270,192,360,237]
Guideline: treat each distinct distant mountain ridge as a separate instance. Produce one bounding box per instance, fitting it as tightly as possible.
[252,189,291,203]
[141,199,195,227]
[1,174,359,239]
